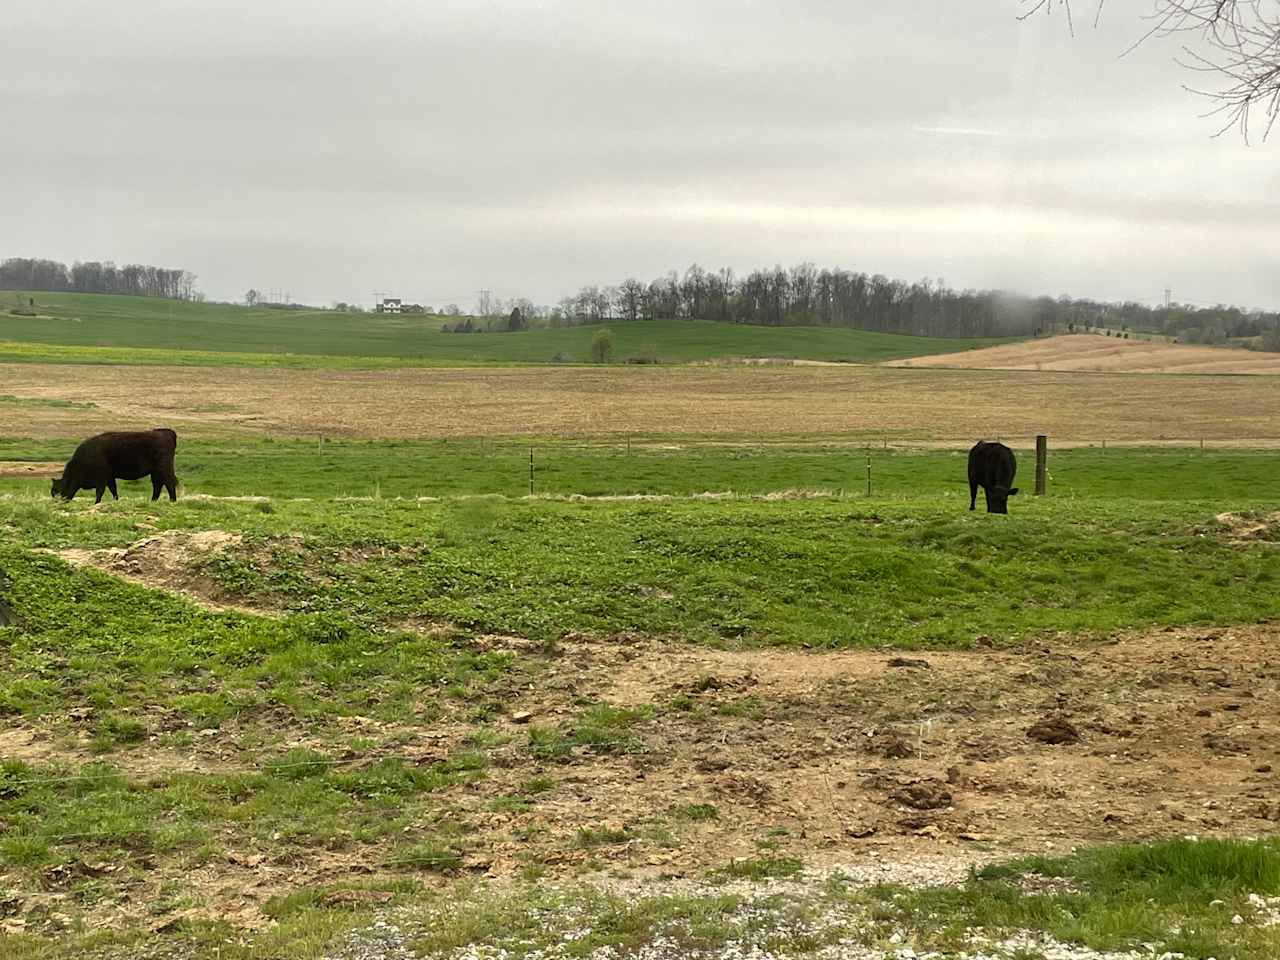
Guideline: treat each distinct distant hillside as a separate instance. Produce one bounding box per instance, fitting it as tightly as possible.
[0,292,1013,365]
[892,333,1280,375]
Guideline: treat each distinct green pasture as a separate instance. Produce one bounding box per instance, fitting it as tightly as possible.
[0,291,1010,365]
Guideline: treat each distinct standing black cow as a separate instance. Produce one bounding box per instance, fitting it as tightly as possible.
[968,441,1018,514]
[51,429,179,504]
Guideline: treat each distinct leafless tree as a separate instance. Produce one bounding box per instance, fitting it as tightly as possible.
[616,278,645,322]
[1022,1,1280,139]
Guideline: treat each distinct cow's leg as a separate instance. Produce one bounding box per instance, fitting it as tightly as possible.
[969,478,978,511]
[165,477,177,502]
[107,478,119,500]
[151,475,163,501]
[94,484,106,504]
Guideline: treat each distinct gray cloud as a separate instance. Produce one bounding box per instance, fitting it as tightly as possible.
[3,0,1275,311]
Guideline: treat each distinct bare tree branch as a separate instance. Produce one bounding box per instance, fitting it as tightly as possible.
[1026,0,1280,141]
[1153,1,1280,140]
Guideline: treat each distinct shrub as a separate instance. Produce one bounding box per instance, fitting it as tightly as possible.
[590,328,614,363]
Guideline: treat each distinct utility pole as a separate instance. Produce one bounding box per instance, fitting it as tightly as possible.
[372,291,387,313]
[477,289,491,318]
[1164,288,1172,310]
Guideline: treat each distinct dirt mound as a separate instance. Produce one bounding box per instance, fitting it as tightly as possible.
[55,530,255,614]
[890,334,1280,375]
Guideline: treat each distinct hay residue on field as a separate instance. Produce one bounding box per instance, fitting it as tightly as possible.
[3,359,1280,443]
[0,461,62,478]
[891,333,1280,375]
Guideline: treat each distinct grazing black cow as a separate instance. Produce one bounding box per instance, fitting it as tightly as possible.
[51,429,179,504]
[968,440,1018,514]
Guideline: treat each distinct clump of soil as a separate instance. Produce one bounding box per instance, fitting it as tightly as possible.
[1027,715,1081,745]
[869,731,916,759]
[890,780,953,811]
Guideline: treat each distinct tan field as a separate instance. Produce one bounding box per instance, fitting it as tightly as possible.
[2,359,1280,444]
[890,333,1280,374]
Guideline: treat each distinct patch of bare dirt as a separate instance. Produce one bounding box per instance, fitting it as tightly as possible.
[0,724,244,780]
[52,529,260,615]
[891,333,1280,375]
[5,622,1280,932]
[0,461,62,478]
[1216,511,1280,544]
[459,624,1280,880]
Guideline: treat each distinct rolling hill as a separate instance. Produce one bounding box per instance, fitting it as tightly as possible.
[0,291,1012,365]
[891,333,1280,375]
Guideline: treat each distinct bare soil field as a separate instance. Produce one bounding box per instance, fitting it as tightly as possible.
[9,524,1280,930]
[3,360,1280,443]
[892,333,1280,374]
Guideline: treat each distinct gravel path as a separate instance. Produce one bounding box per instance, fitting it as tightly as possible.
[316,857,1212,960]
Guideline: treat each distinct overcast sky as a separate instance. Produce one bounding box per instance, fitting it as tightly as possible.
[5,0,1277,311]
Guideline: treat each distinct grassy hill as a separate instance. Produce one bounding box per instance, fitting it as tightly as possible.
[0,291,1013,365]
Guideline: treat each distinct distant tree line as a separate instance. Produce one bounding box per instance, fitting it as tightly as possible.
[0,256,198,300]
[529,264,1280,347]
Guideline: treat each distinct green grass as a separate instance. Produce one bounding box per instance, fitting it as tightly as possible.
[672,803,720,822]
[0,545,512,720]
[395,838,1280,960]
[3,437,1280,956]
[709,855,804,881]
[0,752,483,877]
[872,837,1280,957]
[5,434,1279,502]
[528,705,654,762]
[2,444,1279,650]
[0,291,1011,365]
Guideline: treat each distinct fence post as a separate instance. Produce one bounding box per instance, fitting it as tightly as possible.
[529,447,534,496]
[866,448,872,497]
[1035,435,1047,496]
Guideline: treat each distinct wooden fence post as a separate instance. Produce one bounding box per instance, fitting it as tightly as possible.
[1035,435,1047,496]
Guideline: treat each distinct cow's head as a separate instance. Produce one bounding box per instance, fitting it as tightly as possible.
[50,476,63,499]
[986,485,1019,514]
